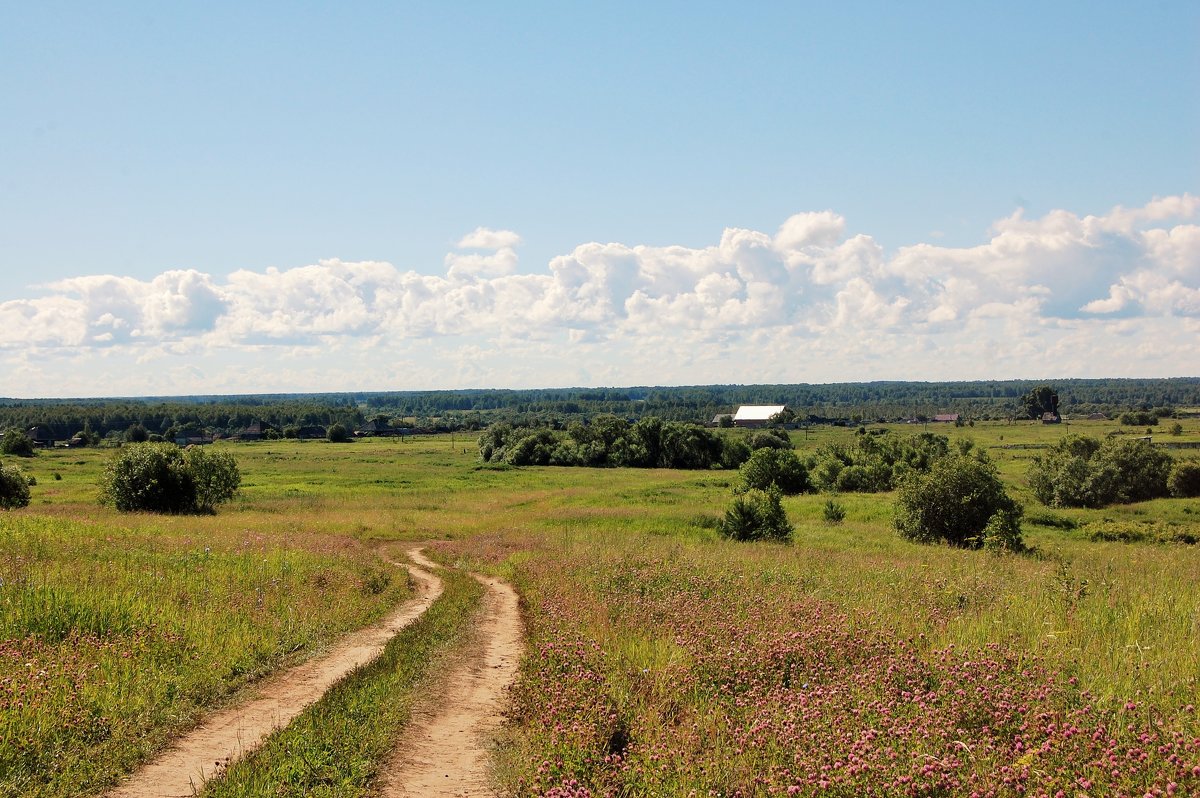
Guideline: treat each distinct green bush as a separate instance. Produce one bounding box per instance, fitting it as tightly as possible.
[895,454,1023,550]
[0,463,32,509]
[745,430,792,451]
[1119,411,1158,427]
[1028,434,1173,507]
[327,423,351,443]
[822,499,846,525]
[184,447,242,512]
[718,487,793,542]
[736,448,810,495]
[1,429,35,457]
[1169,461,1200,498]
[811,432,950,493]
[99,442,240,514]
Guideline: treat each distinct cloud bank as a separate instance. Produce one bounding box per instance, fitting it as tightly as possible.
[3,198,1198,397]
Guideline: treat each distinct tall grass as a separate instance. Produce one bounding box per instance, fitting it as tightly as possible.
[0,504,410,794]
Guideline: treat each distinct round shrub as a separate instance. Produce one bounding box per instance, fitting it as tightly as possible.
[718,487,793,543]
[0,463,32,509]
[895,454,1023,550]
[745,430,792,451]
[327,423,351,443]
[737,448,810,495]
[99,442,240,514]
[1169,461,1200,499]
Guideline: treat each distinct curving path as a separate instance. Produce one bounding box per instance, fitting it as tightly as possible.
[376,550,523,797]
[106,549,443,798]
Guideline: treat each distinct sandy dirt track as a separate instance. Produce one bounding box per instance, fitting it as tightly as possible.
[375,550,523,797]
[106,549,442,798]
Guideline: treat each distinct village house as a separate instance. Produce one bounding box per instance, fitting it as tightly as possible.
[732,405,788,428]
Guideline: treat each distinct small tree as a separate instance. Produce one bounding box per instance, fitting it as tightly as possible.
[327,423,351,443]
[0,463,32,509]
[1021,385,1059,420]
[1,429,35,457]
[822,499,846,525]
[125,424,149,443]
[895,454,1023,550]
[718,487,793,542]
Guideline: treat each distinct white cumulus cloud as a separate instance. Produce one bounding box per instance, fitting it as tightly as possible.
[2,195,1198,396]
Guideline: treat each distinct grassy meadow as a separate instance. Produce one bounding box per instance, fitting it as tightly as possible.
[1,419,1198,796]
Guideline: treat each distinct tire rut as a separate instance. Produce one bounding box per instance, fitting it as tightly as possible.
[106,548,442,798]
[376,550,523,797]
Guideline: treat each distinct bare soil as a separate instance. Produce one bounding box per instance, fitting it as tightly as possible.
[106,549,443,798]
[375,550,523,797]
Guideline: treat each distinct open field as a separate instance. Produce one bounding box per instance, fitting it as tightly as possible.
[1,419,1199,796]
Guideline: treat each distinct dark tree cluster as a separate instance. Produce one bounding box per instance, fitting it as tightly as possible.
[3,377,1199,439]
[478,415,743,470]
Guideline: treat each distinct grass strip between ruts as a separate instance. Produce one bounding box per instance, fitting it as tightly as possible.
[201,563,485,798]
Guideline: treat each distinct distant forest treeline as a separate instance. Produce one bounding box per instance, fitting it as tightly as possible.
[1,378,1198,441]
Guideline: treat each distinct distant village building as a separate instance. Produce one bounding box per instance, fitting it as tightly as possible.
[296,425,328,440]
[1042,412,1062,424]
[1087,412,1108,421]
[26,426,56,447]
[733,405,787,428]
[931,414,960,423]
[237,420,276,441]
[355,420,408,437]
[710,414,734,427]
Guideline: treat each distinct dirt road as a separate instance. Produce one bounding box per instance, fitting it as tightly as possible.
[376,550,524,797]
[106,549,443,798]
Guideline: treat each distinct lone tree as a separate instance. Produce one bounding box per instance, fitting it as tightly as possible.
[895,454,1023,550]
[327,423,351,443]
[99,442,240,514]
[0,463,32,509]
[1022,385,1059,420]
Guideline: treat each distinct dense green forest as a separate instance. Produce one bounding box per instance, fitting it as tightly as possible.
[1,378,1198,441]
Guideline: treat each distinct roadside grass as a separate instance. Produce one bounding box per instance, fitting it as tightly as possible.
[0,446,414,797]
[201,555,483,798]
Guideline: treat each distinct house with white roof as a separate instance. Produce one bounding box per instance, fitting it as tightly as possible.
[732,405,788,428]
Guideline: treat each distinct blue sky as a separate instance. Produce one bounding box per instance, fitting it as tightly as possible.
[1,2,1198,397]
